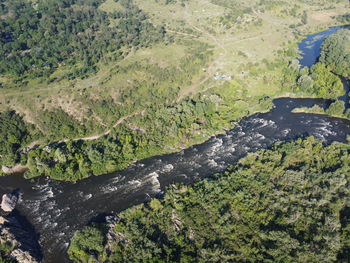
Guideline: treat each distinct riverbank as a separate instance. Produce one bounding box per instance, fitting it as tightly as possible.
[292,104,350,122]
[1,1,348,182]
[1,165,28,176]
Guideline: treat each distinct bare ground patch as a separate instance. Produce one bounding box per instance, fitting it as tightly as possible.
[311,11,337,23]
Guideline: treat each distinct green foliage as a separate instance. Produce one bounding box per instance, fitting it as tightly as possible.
[0,111,39,166]
[292,100,347,119]
[36,108,99,140]
[301,10,308,24]
[24,95,219,181]
[0,255,15,263]
[292,104,325,115]
[70,137,350,262]
[68,226,106,263]
[0,242,15,263]
[337,14,350,24]
[320,29,350,78]
[326,100,345,116]
[210,0,265,29]
[0,0,164,79]
[281,59,300,91]
[286,61,344,98]
[310,63,344,98]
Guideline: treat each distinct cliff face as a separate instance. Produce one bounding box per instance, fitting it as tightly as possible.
[0,211,42,263]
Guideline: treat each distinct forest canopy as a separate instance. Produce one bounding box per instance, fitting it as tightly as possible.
[0,111,39,167]
[0,0,165,78]
[320,28,350,78]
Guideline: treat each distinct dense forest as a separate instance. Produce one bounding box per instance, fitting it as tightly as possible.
[283,60,344,98]
[320,29,350,79]
[0,111,39,168]
[0,0,165,79]
[68,137,350,262]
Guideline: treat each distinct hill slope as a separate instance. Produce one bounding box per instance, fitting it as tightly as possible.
[0,0,349,180]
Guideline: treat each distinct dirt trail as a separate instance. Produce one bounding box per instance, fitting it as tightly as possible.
[18,110,144,155]
[167,29,198,38]
[184,6,228,53]
[2,111,145,175]
[176,5,279,101]
[59,110,145,143]
[174,5,229,101]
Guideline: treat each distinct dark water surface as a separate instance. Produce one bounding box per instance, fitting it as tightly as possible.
[297,25,350,67]
[1,26,350,263]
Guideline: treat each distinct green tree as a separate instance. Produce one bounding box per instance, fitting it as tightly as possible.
[68,226,105,263]
[320,29,350,78]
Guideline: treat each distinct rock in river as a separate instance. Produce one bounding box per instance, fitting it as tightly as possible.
[0,214,42,262]
[1,192,19,212]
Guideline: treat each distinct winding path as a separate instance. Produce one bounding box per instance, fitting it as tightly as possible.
[58,110,145,143]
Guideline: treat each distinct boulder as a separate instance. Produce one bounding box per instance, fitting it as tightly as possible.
[11,249,39,263]
[0,216,7,224]
[1,193,19,212]
[1,166,12,174]
[1,165,28,175]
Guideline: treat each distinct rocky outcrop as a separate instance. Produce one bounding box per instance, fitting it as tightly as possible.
[1,192,20,212]
[0,212,42,263]
[105,215,124,256]
[1,165,28,175]
[1,166,11,174]
[11,249,38,263]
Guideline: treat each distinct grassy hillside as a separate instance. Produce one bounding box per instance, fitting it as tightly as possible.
[68,137,350,262]
[0,0,349,179]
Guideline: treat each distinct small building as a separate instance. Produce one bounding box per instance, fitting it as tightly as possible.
[213,74,232,81]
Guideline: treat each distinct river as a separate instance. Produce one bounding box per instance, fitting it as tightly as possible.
[0,25,349,263]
